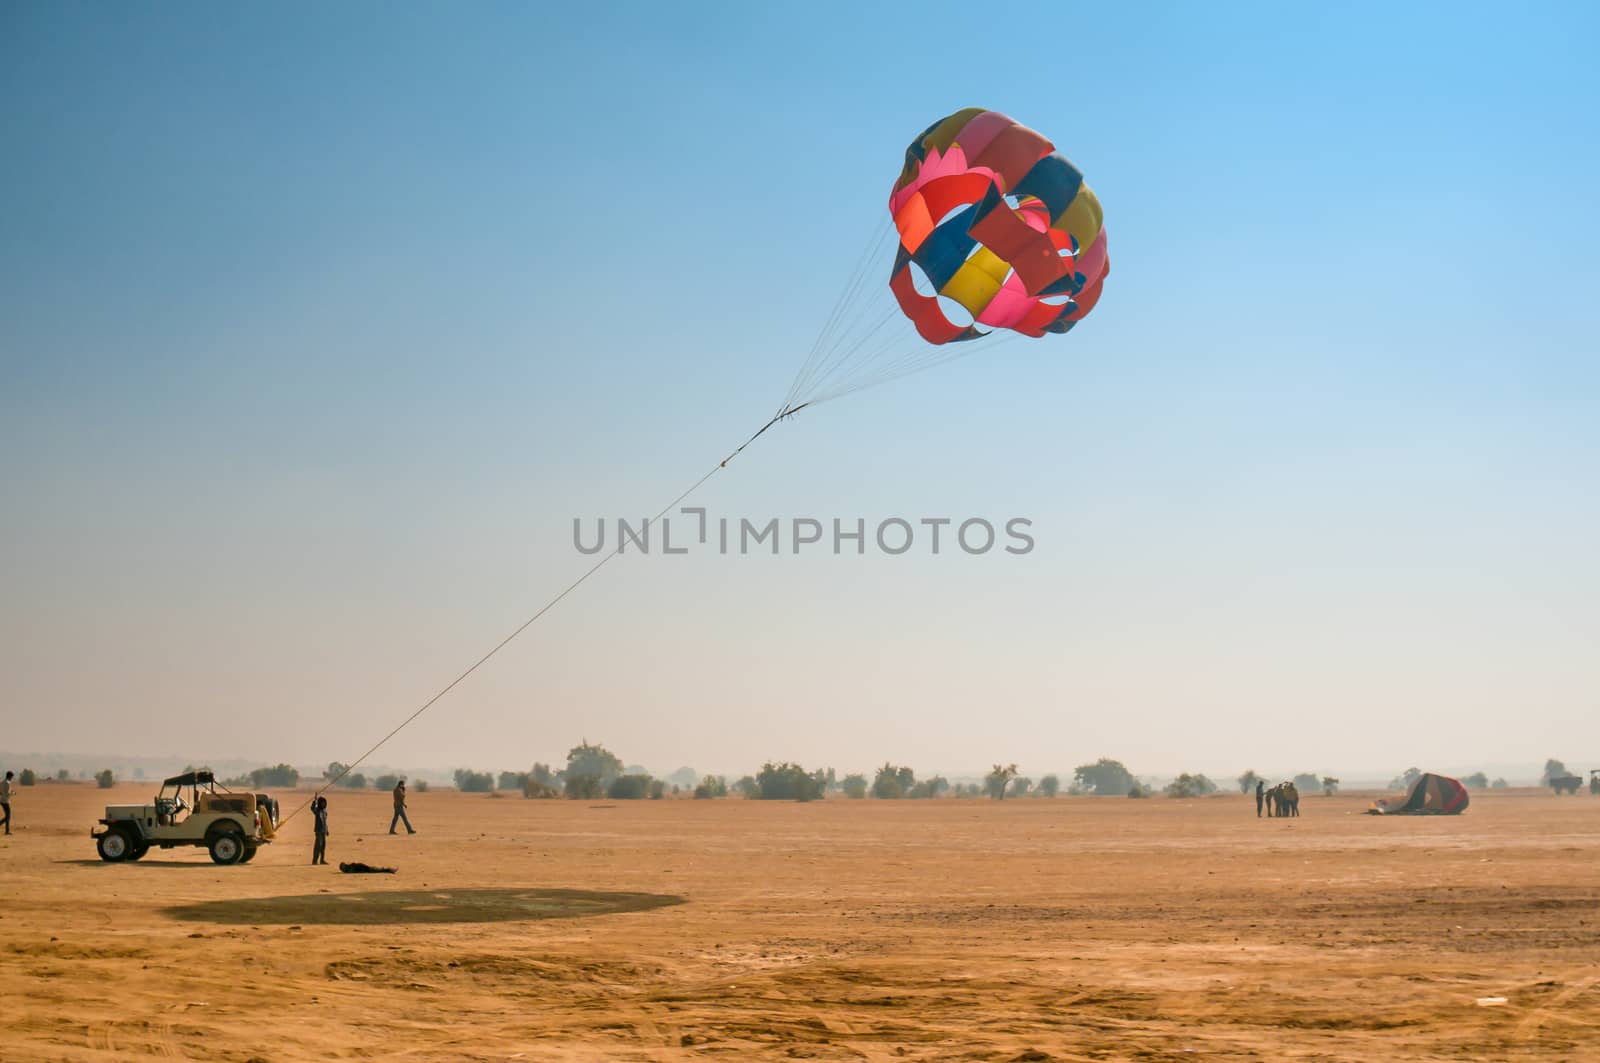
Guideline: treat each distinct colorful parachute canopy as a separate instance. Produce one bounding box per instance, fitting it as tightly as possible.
[1369,772,1471,816]
[889,108,1109,345]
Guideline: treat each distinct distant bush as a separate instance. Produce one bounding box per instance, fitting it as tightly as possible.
[565,774,604,799]
[95,769,115,789]
[374,774,400,792]
[523,779,560,799]
[1491,777,1509,789]
[908,776,949,799]
[1038,774,1060,798]
[692,775,727,799]
[56,769,69,781]
[530,763,559,788]
[1009,776,1033,798]
[607,774,653,800]
[453,769,494,793]
[325,762,369,789]
[734,775,760,798]
[1164,773,1217,798]
[840,773,868,799]
[1076,759,1135,796]
[1292,773,1321,793]
[18,768,35,786]
[649,779,666,800]
[414,779,429,793]
[1237,770,1263,794]
[755,762,824,801]
[985,763,1018,800]
[566,742,624,789]
[1128,783,1150,798]
[872,763,915,799]
[250,764,300,788]
[498,771,528,791]
[1462,772,1488,789]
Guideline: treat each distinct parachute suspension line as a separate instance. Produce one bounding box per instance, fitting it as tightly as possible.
[808,330,1025,406]
[797,298,904,400]
[787,216,902,409]
[858,331,1023,398]
[781,215,896,412]
[277,406,807,831]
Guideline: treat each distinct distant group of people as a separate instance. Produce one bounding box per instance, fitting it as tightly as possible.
[1254,779,1300,818]
[307,777,416,865]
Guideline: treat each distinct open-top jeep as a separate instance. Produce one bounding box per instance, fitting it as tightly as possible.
[92,770,280,865]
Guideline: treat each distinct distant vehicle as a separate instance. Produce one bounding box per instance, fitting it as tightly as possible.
[1549,773,1584,796]
[91,770,279,864]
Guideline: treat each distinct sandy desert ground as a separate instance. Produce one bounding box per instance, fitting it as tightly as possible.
[1,781,1597,1061]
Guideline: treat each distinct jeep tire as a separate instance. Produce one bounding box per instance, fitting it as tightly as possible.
[97,828,134,862]
[208,829,245,865]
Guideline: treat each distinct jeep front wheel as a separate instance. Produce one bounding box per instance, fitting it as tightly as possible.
[97,829,133,862]
[208,830,245,865]
[238,845,258,864]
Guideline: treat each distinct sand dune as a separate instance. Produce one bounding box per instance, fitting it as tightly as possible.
[1,782,1596,1060]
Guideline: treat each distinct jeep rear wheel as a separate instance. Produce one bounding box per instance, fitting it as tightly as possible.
[97,829,133,862]
[208,830,245,865]
[128,843,149,861]
[238,845,258,864]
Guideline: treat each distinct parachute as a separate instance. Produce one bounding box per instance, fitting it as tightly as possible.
[889,108,1109,344]
[781,108,1108,409]
[1369,773,1470,815]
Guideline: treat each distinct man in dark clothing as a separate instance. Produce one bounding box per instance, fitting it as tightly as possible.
[1,770,14,835]
[1255,779,1265,818]
[311,795,329,865]
[389,779,415,835]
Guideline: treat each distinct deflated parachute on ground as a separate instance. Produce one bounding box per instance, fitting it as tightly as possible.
[889,108,1109,344]
[1369,773,1470,816]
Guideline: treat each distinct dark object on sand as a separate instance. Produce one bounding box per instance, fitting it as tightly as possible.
[1369,772,1470,815]
[339,861,396,874]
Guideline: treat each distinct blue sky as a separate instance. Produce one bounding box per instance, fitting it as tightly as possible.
[3,2,1597,780]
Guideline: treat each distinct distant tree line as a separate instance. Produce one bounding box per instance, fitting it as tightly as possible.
[151,748,1567,802]
[10,769,82,786]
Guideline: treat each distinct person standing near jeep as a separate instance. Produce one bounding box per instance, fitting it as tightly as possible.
[389,779,415,835]
[1,770,14,835]
[311,795,329,865]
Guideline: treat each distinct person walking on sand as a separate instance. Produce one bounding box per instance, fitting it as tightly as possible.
[389,779,415,835]
[1255,779,1265,818]
[1,770,14,835]
[311,795,330,865]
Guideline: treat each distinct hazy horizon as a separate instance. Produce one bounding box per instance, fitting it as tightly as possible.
[5,5,1597,776]
[0,746,1587,794]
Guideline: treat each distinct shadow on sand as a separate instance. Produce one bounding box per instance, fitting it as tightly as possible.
[163,887,684,926]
